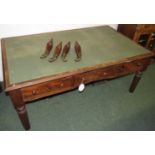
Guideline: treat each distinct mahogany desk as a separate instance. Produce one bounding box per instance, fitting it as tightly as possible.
[1,26,155,130]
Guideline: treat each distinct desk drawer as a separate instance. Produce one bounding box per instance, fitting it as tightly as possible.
[74,58,150,87]
[74,65,127,86]
[22,76,73,102]
[74,68,110,86]
[126,58,150,72]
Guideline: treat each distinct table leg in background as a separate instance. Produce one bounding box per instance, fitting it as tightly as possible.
[0,82,2,93]
[129,71,142,93]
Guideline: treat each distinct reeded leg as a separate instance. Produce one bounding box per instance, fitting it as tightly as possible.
[9,90,30,130]
[129,71,142,93]
[16,105,30,130]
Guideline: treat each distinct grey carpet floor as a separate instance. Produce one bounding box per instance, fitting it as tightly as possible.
[0,64,155,131]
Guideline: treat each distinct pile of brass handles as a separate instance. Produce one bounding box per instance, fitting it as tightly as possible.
[40,38,82,62]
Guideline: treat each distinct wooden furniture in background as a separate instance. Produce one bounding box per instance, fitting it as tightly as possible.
[0,82,2,93]
[2,26,155,130]
[118,24,155,52]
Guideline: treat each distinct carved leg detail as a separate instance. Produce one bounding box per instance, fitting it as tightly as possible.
[129,71,142,93]
[16,106,30,130]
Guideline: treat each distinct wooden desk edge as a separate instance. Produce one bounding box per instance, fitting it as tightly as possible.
[3,51,155,92]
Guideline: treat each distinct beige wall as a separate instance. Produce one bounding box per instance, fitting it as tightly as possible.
[0,24,118,81]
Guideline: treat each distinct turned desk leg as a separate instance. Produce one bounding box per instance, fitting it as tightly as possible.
[0,82,2,93]
[9,90,30,130]
[129,71,142,93]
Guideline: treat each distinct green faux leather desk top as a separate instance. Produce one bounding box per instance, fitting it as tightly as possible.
[3,26,150,84]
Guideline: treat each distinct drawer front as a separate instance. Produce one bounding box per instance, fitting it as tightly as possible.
[126,58,150,72]
[22,76,73,102]
[74,65,128,86]
[22,58,150,101]
[74,67,114,86]
[74,58,150,87]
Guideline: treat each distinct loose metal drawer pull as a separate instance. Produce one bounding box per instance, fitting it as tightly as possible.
[74,41,82,62]
[61,42,71,62]
[49,42,63,62]
[40,38,53,59]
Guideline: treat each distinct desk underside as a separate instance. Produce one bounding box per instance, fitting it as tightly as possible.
[4,26,150,84]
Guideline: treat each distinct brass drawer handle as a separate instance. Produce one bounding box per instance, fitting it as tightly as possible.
[81,77,85,83]
[32,90,37,95]
[136,62,142,67]
[46,85,52,91]
[60,83,64,87]
[103,72,107,75]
